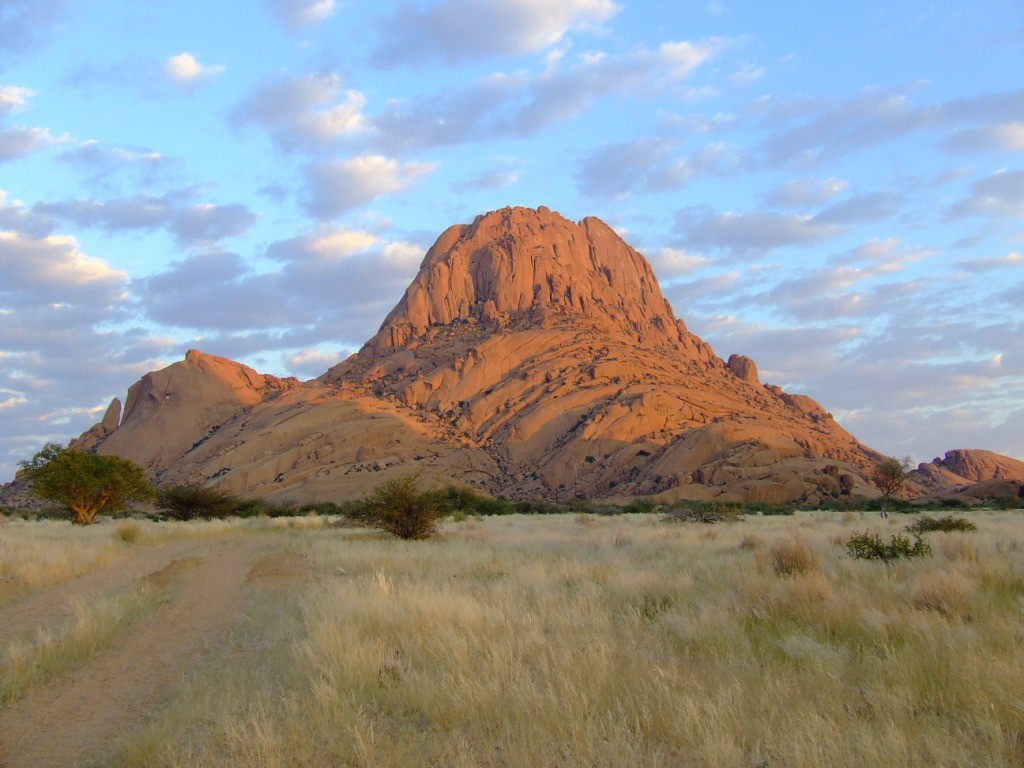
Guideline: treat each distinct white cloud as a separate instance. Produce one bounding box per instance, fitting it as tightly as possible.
[649,247,710,278]
[267,0,336,26]
[579,139,747,196]
[676,207,845,255]
[0,85,33,115]
[286,347,347,378]
[134,226,428,347]
[231,73,366,151]
[268,225,380,263]
[948,169,1024,221]
[0,0,70,58]
[374,0,619,65]
[955,251,1023,274]
[34,192,257,247]
[943,123,1024,153]
[729,64,765,86]
[0,126,59,162]
[658,38,730,78]
[373,38,735,152]
[0,230,126,299]
[165,52,225,84]
[449,154,525,194]
[302,154,435,219]
[753,85,1024,168]
[764,177,848,207]
[170,204,257,246]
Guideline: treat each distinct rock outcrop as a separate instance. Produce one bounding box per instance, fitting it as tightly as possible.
[912,449,1024,498]
[30,206,1020,506]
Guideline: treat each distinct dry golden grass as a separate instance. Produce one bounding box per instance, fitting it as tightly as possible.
[765,535,819,575]
[0,519,126,601]
[7,510,1024,766]
[0,516,289,605]
[1,585,159,704]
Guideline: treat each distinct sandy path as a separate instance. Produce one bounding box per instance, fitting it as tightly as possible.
[0,537,229,646]
[0,533,284,768]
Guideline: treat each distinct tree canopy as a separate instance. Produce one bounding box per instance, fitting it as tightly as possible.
[19,443,154,525]
[872,456,913,517]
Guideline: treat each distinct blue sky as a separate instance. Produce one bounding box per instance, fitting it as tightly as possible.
[1,0,1022,482]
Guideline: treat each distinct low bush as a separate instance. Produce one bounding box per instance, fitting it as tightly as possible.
[299,501,344,516]
[515,499,566,515]
[232,498,295,518]
[991,496,1024,510]
[155,484,241,521]
[365,475,446,540]
[905,515,977,534]
[622,497,656,515]
[846,530,932,561]
[821,496,915,513]
[935,497,971,510]
[432,486,516,516]
[745,502,796,516]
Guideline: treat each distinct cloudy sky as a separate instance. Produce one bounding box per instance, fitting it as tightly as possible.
[1,0,1022,482]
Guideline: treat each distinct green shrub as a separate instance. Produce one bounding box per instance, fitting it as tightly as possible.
[905,515,977,534]
[991,496,1024,510]
[365,475,446,540]
[300,501,344,516]
[232,498,295,518]
[515,499,565,515]
[936,497,971,510]
[156,483,241,521]
[846,531,932,561]
[622,496,656,515]
[437,486,516,516]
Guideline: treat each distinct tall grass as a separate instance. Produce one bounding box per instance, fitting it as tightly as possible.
[103,511,1024,767]
[1,585,161,704]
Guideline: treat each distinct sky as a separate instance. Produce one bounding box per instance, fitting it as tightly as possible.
[1,0,1023,482]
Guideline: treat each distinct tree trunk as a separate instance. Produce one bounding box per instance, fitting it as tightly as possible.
[71,504,99,525]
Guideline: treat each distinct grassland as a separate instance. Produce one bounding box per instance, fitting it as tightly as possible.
[3,510,1024,767]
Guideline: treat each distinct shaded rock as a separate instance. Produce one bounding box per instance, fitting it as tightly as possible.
[727,354,759,385]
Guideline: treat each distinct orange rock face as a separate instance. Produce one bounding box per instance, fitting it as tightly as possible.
[50,207,1020,505]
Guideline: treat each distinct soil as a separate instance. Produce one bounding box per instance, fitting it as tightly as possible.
[0,532,304,768]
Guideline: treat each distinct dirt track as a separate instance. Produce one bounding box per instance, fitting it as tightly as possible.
[0,532,294,768]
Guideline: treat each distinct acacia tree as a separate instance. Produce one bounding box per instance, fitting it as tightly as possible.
[19,443,154,525]
[873,456,913,518]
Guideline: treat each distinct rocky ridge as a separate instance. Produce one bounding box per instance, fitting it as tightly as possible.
[8,207,1022,506]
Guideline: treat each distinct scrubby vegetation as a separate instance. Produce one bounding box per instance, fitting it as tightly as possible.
[846,530,933,561]
[661,499,743,523]
[362,475,448,540]
[906,515,977,534]
[156,484,241,521]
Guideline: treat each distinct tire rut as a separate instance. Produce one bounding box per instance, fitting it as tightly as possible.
[0,533,282,768]
[0,537,230,646]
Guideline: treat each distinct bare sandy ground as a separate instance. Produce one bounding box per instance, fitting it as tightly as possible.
[0,532,301,768]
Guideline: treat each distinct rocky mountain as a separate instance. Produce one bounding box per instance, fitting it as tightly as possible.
[12,206,1023,506]
[911,450,1024,500]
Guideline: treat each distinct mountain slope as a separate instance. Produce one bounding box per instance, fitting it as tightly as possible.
[14,206,1016,505]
